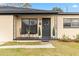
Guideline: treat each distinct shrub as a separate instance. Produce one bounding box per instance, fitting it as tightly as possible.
[73,34,79,42]
[62,35,70,40]
[60,35,71,42]
[76,34,79,39]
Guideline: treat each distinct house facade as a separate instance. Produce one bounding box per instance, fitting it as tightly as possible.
[0,6,79,42]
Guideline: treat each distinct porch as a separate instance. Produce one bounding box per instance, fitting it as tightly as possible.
[13,15,56,41]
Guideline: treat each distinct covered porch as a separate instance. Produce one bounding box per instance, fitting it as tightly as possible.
[13,14,57,41]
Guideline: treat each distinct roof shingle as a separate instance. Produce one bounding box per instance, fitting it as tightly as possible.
[0,6,58,14]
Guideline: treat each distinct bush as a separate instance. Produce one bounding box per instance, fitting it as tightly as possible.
[59,35,71,42]
[57,34,79,42]
[76,34,79,39]
[63,35,70,39]
[72,34,79,42]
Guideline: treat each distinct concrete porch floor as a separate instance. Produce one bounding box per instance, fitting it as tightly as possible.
[14,40,41,42]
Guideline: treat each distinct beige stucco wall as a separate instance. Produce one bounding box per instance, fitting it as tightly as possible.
[0,15,13,42]
[57,15,79,39]
[1,14,79,41]
[15,15,55,38]
[14,14,79,39]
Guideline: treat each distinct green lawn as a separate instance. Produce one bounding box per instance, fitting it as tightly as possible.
[0,41,41,46]
[0,40,79,56]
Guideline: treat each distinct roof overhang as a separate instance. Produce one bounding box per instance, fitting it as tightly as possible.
[0,6,79,15]
[58,12,79,15]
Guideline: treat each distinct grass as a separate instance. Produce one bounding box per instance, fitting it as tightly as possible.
[0,40,79,56]
[0,41,41,46]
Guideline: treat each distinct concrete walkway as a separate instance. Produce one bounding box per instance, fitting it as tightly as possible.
[0,43,55,48]
[0,42,6,45]
[15,40,41,42]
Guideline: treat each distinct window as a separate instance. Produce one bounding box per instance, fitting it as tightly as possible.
[21,18,38,34]
[71,19,79,27]
[63,18,79,28]
[64,19,71,28]
[30,19,37,34]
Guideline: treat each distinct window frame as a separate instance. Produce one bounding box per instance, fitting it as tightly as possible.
[21,18,38,34]
[63,18,79,28]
